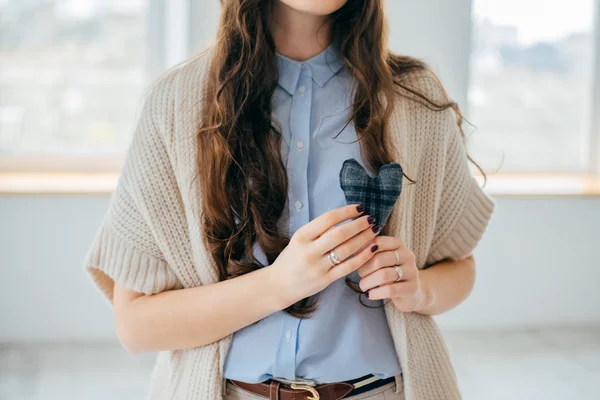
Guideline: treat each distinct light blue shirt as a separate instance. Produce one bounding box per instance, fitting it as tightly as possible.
[222,42,402,383]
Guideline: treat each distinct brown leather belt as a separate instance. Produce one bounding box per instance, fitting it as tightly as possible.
[227,375,397,400]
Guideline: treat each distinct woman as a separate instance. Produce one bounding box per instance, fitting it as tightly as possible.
[83,1,495,399]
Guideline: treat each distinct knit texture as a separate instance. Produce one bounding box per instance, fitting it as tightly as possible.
[83,49,495,400]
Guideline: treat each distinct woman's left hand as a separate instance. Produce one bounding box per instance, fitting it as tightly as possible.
[357,236,428,313]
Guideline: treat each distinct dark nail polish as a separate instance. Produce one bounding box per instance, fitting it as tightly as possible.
[367,215,376,224]
[372,224,380,233]
[356,204,365,213]
[370,244,378,252]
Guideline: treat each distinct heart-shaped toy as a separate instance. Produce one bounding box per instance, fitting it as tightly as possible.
[339,158,403,228]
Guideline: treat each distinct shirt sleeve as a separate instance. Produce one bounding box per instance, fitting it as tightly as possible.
[425,105,496,266]
[82,75,183,302]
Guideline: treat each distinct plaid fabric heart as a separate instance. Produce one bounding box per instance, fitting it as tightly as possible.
[339,158,403,227]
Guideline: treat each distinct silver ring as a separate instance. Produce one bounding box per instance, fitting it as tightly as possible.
[394,266,403,282]
[394,250,400,265]
[329,249,341,265]
[327,253,336,267]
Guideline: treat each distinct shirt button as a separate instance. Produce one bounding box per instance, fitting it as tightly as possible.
[294,200,303,210]
[296,141,304,150]
[298,85,306,93]
[285,330,292,342]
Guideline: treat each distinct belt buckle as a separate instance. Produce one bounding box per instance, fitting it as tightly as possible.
[290,382,320,400]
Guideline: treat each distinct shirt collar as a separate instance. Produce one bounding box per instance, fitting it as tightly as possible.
[275,41,345,95]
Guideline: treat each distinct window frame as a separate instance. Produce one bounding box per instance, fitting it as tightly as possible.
[466,0,600,178]
[591,0,600,176]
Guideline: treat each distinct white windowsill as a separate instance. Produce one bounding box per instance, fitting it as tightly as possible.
[1,172,600,197]
[0,172,119,195]
[475,174,600,197]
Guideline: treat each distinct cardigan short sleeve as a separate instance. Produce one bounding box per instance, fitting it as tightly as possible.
[425,105,496,265]
[398,69,496,266]
[83,75,183,301]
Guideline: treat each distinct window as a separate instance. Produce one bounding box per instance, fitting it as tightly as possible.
[469,0,599,172]
[3,0,599,192]
[0,0,152,158]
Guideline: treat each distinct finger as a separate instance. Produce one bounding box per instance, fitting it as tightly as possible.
[295,204,365,242]
[327,239,378,281]
[369,236,406,253]
[359,266,404,292]
[357,250,399,280]
[357,242,411,278]
[368,281,418,300]
[315,217,378,261]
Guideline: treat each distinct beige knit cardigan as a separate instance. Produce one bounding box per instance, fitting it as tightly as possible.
[83,50,495,400]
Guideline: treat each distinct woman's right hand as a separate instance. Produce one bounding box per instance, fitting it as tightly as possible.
[111,203,379,353]
[268,204,380,308]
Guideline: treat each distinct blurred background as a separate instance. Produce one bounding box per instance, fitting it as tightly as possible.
[0,0,599,399]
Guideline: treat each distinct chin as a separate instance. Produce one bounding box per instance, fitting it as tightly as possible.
[278,0,348,16]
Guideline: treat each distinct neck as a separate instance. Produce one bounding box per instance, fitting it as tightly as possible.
[270,2,333,61]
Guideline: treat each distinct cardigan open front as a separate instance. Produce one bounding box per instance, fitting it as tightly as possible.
[83,49,495,400]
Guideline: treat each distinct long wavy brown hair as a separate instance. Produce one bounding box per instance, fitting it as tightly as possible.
[197,0,481,318]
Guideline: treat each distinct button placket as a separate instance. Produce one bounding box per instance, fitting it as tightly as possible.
[273,315,300,380]
[276,66,312,381]
[287,70,311,232]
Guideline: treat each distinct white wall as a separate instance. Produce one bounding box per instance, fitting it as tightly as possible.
[1,196,599,342]
[436,197,600,329]
[1,0,599,343]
